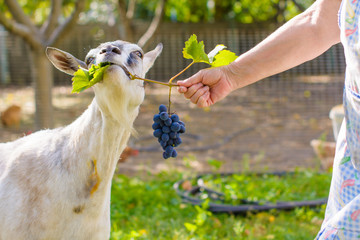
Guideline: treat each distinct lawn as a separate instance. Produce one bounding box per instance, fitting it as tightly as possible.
[110,169,330,240]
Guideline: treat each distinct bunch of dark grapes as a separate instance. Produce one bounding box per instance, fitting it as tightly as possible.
[152,104,185,159]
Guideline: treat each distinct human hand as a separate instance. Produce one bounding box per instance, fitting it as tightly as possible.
[177,66,235,108]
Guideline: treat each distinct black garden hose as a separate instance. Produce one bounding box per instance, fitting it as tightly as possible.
[173,172,328,214]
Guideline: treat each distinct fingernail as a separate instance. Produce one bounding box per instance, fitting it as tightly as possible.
[177,86,185,93]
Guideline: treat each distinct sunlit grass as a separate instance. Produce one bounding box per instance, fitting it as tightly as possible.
[110,169,329,240]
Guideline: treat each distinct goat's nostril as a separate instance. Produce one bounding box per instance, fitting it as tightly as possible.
[100,46,121,55]
[112,48,121,54]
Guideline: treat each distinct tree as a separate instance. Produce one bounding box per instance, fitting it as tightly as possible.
[80,0,166,48]
[85,0,166,48]
[0,0,86,129]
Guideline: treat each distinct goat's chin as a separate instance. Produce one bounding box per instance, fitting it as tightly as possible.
[106,65,130,80]
[104,65,144,91]
[105,65,143,88]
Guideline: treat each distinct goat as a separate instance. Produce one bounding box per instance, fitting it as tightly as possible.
[0,40,162,240]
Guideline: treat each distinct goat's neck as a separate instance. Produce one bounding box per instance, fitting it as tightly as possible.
[64,98,138,197]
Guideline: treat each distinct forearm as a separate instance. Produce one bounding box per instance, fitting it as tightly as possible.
[228,0,341,90]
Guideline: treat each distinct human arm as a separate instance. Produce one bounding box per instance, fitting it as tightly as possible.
[177,0,342,107]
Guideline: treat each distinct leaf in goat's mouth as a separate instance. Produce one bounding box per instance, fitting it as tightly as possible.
[71,62,110,93]
[71,62,130,93]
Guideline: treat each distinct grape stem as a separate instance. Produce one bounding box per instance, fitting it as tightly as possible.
[167,61,194,114]
[169,61,194,84]
[129,73,179,87]
[130,61,196,115]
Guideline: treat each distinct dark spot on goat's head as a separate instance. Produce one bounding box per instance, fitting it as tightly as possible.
[127,52,140,67]
[127,56,135,66]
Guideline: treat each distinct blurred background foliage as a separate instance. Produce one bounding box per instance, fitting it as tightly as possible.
[1,0,315,26]
[85,0,314,24]
[162,0,313,23]
[2,0,79,23]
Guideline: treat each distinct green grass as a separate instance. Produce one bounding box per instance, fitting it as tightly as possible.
[110,170,330,240]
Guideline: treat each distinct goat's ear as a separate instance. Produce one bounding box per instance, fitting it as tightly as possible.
[46,47,87,76]
[143,43,163,74]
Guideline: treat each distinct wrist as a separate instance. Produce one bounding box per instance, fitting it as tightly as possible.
[222,59,257,91]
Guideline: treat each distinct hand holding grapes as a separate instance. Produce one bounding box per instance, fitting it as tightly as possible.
[177,65,236,108]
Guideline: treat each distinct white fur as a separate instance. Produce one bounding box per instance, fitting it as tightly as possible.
[0,40,162,240]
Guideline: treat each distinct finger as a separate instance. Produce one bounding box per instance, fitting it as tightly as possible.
[190,85,209,105]
[176,70,205,87]
[197,91,211,108]
[183,83,204,99]
[177,86,188,93]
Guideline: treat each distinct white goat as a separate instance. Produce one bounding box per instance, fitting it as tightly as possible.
[0,40,162,240]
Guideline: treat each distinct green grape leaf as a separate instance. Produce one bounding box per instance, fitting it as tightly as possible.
[182,34,210,64]
[210,49,238,68]
[71,63,111,93]
[88,64,110,87]
[71,67,90,93]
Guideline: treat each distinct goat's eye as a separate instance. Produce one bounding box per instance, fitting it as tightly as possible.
[134,51,143,59]
[86,57,95,65]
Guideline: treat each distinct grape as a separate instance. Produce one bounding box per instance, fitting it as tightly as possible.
[179,125,186,133]
[153,129,162,138]
[165,145,174,155]
[170,122,181,132]
[161,133,170,142]
[174,137,182,146]
[163,152,170,159]
[159,104,167,113]
[152,122,161,130]
[162,126,171,133]
[160,141,167,148]
[152,104,186,159]
[153,114,161,123]
[169,132,177,139]
[171,114,179,122]
[160,112,169,120]
[171,149,178,158]
[164,118,172,126]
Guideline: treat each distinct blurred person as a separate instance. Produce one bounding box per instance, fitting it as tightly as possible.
[177,0,360,238]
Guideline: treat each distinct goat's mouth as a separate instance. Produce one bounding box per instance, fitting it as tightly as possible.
[106,62,132,79]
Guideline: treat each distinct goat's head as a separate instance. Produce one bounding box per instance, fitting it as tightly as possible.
[46,41,162,122]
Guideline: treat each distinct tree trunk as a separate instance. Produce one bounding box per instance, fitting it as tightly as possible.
[30,49,54,129]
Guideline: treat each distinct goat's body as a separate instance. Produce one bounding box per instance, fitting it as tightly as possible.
[0,100,132,240]
[0,41,162,239]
